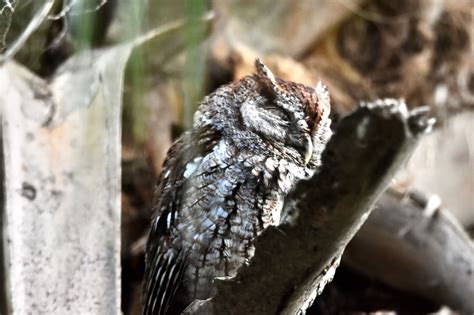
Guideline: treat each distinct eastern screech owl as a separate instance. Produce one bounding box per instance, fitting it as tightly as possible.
[142,59,332,314]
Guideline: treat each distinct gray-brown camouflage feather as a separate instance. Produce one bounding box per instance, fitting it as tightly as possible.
[142,59,332,314]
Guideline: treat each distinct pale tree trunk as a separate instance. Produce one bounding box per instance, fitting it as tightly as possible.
[0,17,211,314]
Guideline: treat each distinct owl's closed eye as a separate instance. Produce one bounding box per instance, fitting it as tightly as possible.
[264,105,291,122]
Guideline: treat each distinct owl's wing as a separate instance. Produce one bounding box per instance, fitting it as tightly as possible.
[142,136,188,315]
[142,127,221,315]
[142,238,186,315]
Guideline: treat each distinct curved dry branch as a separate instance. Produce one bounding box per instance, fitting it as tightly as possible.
[0,0,18,51]
[0,0,54,64]
[344,188,474,313]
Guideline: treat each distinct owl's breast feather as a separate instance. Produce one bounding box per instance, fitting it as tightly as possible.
[183,156,203,179]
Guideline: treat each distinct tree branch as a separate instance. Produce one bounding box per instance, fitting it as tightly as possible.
[344,187,474,313]
[0,0,54,64]
[187,99,433,314]
[0,0,18,52]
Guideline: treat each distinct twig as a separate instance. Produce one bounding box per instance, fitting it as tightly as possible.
[48,0,107,20]
[0,0,18,51]
[131,11,214,48]
[0,0,55,64]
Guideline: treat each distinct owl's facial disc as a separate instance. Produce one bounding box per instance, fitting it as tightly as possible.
[240,97,314,166]
[240,99,289,143]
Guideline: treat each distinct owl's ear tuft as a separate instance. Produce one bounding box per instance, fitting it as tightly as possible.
[255,58,279,99]
[255,58,276,84]
[315,81,331,113]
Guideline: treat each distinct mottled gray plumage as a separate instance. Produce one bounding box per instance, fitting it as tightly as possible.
[142,59,332,314]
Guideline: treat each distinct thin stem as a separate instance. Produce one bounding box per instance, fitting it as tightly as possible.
[0,0,55,64]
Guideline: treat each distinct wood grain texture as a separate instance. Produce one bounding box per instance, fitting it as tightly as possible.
[345,188,474,313]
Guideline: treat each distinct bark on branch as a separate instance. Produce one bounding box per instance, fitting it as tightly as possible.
[345,188,474,313]
[187,100,433,314]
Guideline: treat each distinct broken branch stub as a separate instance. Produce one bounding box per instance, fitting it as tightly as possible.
[187,99,433,314]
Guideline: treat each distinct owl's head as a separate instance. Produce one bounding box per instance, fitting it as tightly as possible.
[238,59,331,168]
[194,59,331,170]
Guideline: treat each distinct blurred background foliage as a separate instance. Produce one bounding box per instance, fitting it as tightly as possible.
[2,0,472,314]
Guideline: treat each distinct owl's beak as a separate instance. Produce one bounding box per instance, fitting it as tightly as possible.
[302,135,313,165]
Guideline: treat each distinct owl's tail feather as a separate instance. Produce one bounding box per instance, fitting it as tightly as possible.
[142,243,186,315]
